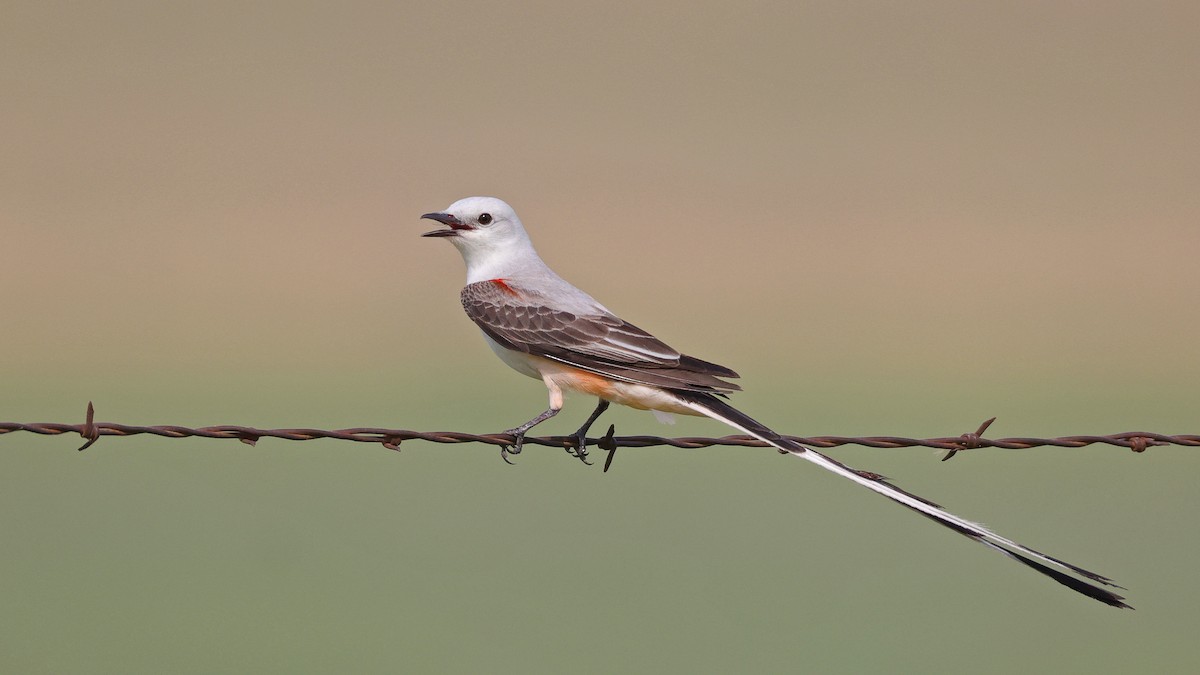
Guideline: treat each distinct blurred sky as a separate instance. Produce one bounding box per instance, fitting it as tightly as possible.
[1,2,1198,673]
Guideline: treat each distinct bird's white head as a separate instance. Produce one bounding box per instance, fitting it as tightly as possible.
[421,196,539,281]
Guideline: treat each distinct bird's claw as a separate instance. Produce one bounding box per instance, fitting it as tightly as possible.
[500,428,526,465]
[567,433,593,465]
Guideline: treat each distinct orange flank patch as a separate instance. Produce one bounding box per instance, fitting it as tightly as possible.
[555,368,618,400]
[536,358,697,414]
[489,278,519,297]
[559,369,617,398]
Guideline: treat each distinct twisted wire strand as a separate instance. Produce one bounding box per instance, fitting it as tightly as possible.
[1,404,1194,458]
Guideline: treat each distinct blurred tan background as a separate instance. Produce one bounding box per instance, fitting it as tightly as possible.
[2,2,1197,673]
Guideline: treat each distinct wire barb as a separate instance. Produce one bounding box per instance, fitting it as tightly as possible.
[77,401,100,452]
[943,417,996,462]
[600,424,618,473]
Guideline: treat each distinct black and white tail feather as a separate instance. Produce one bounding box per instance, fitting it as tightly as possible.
[673,391,1130,609]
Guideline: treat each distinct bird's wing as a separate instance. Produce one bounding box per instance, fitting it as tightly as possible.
[461,280,740,393]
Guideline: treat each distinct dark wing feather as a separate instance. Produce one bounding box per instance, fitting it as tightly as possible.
[461,281,740,393]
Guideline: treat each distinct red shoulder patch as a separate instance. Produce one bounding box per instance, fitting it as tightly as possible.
[489,278,520,297]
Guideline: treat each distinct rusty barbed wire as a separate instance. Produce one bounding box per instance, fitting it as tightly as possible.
[1,404,1196,471]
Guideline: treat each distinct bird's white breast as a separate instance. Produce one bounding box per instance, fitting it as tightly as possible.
[481,332,543,380]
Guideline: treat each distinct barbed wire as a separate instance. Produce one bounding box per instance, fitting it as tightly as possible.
[1,403,1195,472]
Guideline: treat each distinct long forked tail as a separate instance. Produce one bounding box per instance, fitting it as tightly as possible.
[672,392,1130,609]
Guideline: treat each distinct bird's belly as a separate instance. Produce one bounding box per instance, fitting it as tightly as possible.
[482,333,543,380]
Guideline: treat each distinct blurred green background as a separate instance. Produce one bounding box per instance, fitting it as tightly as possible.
[2,1,1198,673]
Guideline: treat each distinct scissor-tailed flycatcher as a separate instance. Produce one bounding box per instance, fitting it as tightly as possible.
[419,195,1128,608]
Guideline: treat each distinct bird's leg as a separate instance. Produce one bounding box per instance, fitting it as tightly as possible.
[568,399,610,465]
[500,407,559,464]
[499,379,564,464]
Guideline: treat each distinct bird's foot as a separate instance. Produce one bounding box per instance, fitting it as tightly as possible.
[567,430,593,465]
[500,428,527,465]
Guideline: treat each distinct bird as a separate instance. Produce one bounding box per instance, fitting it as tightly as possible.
[419,195,1129,609]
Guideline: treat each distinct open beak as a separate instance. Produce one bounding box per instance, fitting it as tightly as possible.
[421,212,471,237]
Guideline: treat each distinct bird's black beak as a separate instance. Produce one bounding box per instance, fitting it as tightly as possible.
[421,212,470,237]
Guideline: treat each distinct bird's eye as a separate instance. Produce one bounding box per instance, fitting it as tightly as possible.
[478,213,493,225]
